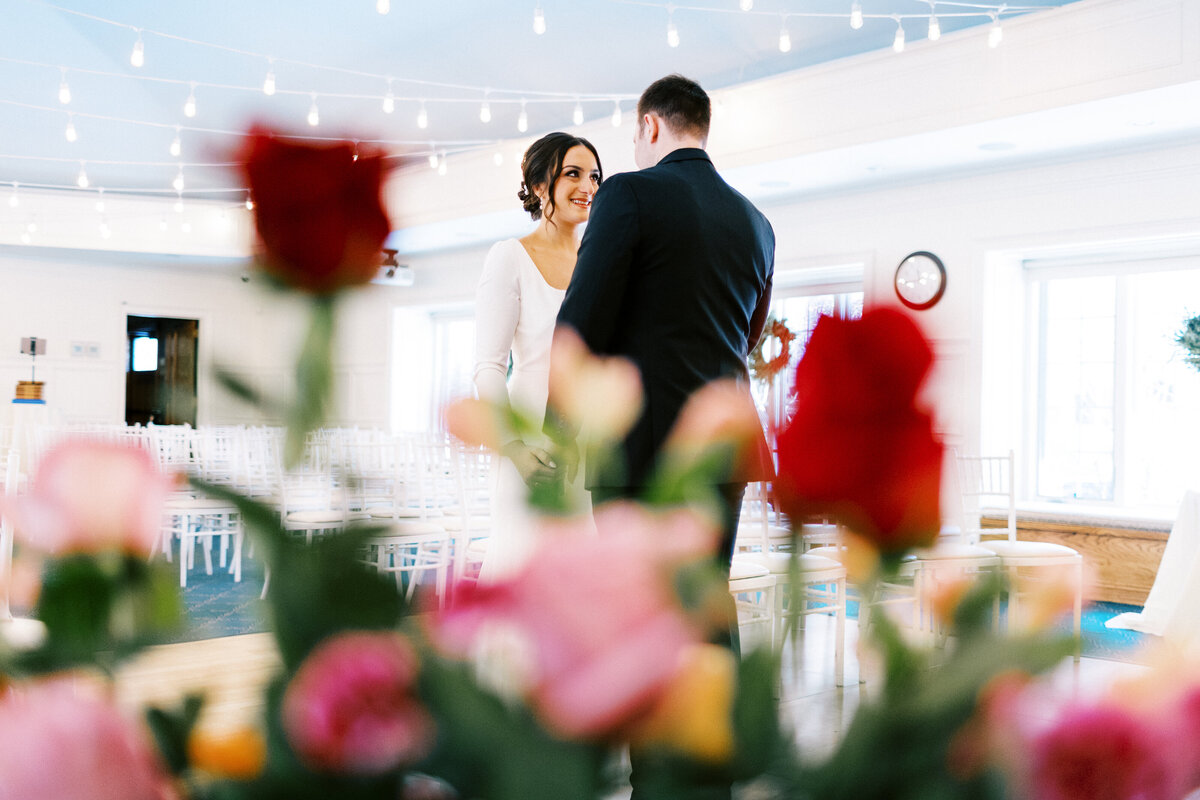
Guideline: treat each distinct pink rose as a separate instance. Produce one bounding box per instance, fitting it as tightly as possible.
[432,503,715,739]
[0,681,174,800]
[5,440,170,555]
[281,631,433,775]
[1028,704,1186,800]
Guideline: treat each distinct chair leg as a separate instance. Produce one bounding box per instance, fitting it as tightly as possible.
[834,576,847,687]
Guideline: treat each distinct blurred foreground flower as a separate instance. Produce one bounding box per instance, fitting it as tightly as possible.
[657,378,774,485]
[282,630,434,775]
[775,308,943,553]
[0,680,175,800]
[4,439,169,555]
[238,127,391,295]
[548,326,642,445]
[630,643,737,763]
[187,725,266,780]
[432,503,719,740]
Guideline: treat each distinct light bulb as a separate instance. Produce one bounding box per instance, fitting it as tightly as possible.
[20,232,31,244]
[65,116,77,142]
[99,219,111,239]
[416,102,428,129]
[479,100,491,123]
[262,68,276,96]
[437,154,447,176]
[58,70,71,104]
[893,21,906,52]
[76,162,89,188]
[778,22,792,53]
[183,86,197,118]
[850,1,863,29]
[130,31,145,67]
[383,84,395,114]
[174,194,184,213]
[245,194,255,211]
[7,184,18,208]
[377,0,390,14]
[740,0,753,10]
[159,217,168,231]
[517,102,528,133]
[988,17,1003,47]
[667,18,679,48]
[573,101,584,126]
[26,222,36,234]
[182,221,192,234]
[928,15,941,41]
[493,151,504,166]
[611,101,622,127]
[95,189,105,213]
[169,129,182,157]
[428,151,439,169]
[307,95,319,127]
[172,168,185,193]
[533,4,546,35]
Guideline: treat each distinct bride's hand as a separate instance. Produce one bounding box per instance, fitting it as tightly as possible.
[502,442,558,488]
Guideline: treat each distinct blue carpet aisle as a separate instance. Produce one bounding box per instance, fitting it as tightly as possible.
[175,566,1152,662]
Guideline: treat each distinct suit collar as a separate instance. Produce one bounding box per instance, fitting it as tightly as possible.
[657,147,711,167]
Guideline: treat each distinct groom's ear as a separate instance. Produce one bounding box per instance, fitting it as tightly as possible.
[643,113,660,143]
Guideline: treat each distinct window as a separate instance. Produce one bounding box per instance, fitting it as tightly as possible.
[130,336,158,372]
[1025,260,1200,512]
[391,305,475,432]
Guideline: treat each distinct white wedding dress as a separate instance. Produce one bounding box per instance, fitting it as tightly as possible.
[473,238,565,583]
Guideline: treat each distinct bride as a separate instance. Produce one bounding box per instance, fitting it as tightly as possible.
[472,132,603,582]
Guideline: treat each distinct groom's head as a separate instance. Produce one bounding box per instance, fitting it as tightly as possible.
[634,75,711,168]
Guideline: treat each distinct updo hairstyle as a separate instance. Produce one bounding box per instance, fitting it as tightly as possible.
[517,132,602,223]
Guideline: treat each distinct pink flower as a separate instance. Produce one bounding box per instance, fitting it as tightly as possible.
[5,440,170,555]
[1028,704,1186,800]
[0,681,174,800]
[432,503,716,739]
[281,631,433,775]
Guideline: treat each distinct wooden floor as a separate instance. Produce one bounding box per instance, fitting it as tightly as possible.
[113,616,1149,795]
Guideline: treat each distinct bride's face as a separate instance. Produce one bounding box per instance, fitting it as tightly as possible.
[543,144,600,226]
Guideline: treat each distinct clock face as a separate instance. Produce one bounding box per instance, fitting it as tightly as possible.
[894,252,946,310]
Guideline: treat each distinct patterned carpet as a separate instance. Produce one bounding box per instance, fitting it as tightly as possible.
[173,565,1152,662]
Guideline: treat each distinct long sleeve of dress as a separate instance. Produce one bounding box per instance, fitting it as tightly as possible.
[473,241,520,410]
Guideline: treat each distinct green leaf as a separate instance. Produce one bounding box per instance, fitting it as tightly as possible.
[728,645,787,779]
[146,694,206,775]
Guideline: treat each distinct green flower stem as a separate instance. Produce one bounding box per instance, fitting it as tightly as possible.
[285,295,337,468]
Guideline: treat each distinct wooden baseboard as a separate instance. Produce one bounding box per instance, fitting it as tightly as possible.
[982,516,1169,606]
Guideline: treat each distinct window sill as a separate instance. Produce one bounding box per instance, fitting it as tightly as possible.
[989,501,1173,533]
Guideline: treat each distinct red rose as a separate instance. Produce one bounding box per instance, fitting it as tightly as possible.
[775,308,943,552]
[239,127,391,294]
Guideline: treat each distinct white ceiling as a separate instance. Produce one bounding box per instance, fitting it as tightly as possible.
[0,0,1085,206]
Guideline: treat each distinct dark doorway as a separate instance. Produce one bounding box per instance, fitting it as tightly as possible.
[125,316,198,426]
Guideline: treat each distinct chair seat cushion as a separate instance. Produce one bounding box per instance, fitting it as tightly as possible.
[979,540,1081,560]
[286,509,345,524]
[367,507,434,520]
[440,516,491,532]
[912,542,1001,561]
[735,551,844,577]
[729,559,771,581]
[382,521,447,537]
[165,497,237,511]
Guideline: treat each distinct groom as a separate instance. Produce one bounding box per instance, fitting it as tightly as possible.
[552,74,775,797]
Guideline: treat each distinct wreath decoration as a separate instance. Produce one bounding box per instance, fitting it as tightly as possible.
[749,316,796,383]
[1177,313,1200,373]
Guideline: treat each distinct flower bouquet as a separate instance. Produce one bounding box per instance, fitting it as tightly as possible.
[2,128,1198,800]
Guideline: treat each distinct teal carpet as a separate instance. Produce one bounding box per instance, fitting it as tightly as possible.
[173,568,1153,663]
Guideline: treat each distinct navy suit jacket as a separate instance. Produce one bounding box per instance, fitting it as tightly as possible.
[555,148,775,489]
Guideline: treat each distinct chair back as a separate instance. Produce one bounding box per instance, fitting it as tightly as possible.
[955,449,1017,544]
[1,450,20,619]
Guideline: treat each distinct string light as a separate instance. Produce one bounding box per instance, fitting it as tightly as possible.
[244,193,254,210]
[181,221,192,234]
[20,231,31,244]
[428,149,439,169]
[99,218,111,239]
[416,101,428,129]
[988,12,1004,47]
[611,100,623,127]
[928,4,942,41]
[376,0,390,14]
[493,151,503,166]
[383,79,395,113]
[172,165,185,193]
[893,18,906,52]
[174,191,184,213]
[130,30,145,68]
[517,99,528,133]
[64,114,77,142]
[306,93,320,127]
[183,83,197,118]
[169,127,182,157]
[76,161,89,188]
[479,96,492,123]
[850,1,864,30]
[778,17,792,53]
[95,188,105,213]
[58,68,71,104]
[572,100,584,126]
[437,152,448,176]
[667,8,680,48]
[262,61,276,96]
[533,4,546,35]
[739,0,753,10]
[8,183,18,208]
[26,221,36,234]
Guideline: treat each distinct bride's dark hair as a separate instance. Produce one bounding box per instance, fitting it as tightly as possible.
[518,132,602,223]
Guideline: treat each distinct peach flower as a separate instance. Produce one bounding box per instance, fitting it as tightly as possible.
[5,440,170,555]
[281,631,433,775]
[548,327,643,444]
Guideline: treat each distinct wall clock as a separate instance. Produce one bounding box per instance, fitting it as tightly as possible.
[894,251,946,310]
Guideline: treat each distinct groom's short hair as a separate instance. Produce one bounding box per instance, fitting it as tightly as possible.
[638,74,711,142]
